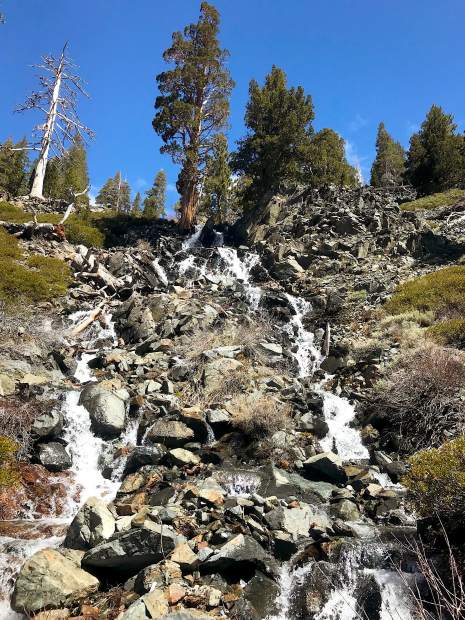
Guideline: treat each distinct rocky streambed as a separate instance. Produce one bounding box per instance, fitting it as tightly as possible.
[1,188,442,619]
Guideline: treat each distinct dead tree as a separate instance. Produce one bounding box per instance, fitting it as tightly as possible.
[15,43,94,199]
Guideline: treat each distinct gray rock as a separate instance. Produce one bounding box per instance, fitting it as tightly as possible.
[79,384,126,439]
[12,548,99,614]
[146,420,194,448]
[265,504,330,539]
[32,410,63,439]
[64,497,116,550]
[82,523,178,573]
[203,534,278,576]
[37,442,71,472]
[124,445,166,475]
[303,452,347,484]
[330,499,360,522]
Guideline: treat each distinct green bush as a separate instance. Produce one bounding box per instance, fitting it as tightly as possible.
[64,216,105,247]
[427,319,465,348]
[385,266,465,316]
[404,436,465,520]
[0,436,19,488]
[0,230,71,307]
[400,189,465,211]
[0,201,60,224]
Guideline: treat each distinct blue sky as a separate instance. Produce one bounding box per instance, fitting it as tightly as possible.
[1,0,464,210]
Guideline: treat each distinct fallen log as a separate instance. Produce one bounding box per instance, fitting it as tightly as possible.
[0,220,65,240]
[69,305,104,336]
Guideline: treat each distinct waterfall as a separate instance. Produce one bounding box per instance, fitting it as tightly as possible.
[182,224,203,249]
[0,309,128,617]
[152,258,168,286]
[284,293,321,377]
[318,390,369,460]
[218,247,262,309]
[266,562,314,620]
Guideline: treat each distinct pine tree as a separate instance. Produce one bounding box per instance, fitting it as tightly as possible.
[406,105,464,194]
[232,66,314,204]
[96,172,131,211]
[370,122,406,187]
[200,133,232,222]
[143,170,167,218]
[153,2,234,230]
[43,157,64,199]
[0,138,29,196]
[132,192,142,216]
[307,129,358,188]
[61,138,90,209]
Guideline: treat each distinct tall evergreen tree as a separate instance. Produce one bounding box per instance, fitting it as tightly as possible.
[406,105,464,194]
[232,66,314,204]
[200,133,232,222]
[61,138,90,208]
[307,129,358,188]
[132,192,142,216]
[0,138,29,196]
[96,172,131,212]
[143,170,167,218]
[153,2,234,230]
[43,157,64,199]
[370,122,406,187]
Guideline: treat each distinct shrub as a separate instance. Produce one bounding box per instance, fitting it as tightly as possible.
[0,201,61,224]
[427,319,465,348]
[0,435,20,488]
[400,189,465,211]
[226,391,291,439]
[0,230,71,307]
[372,343,465,453]
[403,436,465,521]
[65,215,105,247]
[385,266,465,316]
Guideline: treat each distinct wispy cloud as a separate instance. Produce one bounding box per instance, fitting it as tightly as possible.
[135,177,148,189]
[167,183,177,193]
[345,140,367,184]
[349,114,368,133]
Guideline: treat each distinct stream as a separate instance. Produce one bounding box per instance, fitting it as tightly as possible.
[0,230,417,618]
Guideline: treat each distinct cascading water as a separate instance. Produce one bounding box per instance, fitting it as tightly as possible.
[178,228,414,620]
[218,247,262,309]
[0,309,132,619]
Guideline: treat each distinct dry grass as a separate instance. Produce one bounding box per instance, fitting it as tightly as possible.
[373,343,465,453]
[226,391,291,439]
[0,397,51,459]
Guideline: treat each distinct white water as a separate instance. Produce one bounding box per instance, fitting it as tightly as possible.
[0,309,128,618]
[182,224,203,249]
[152,258,168,286]
[319,390,369,460]
[219,472,261,497]
[266,562,314,620]
[284,293,321,377]
[218,247,262,309]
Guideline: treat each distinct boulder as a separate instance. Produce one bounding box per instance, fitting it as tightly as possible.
[64,497,116,550]
[119,589,169,619]
[124,445,167,475]
[203,358,243,393]
[146,420,194,448]
[32,410,63,439]
[79,384,126,439]
[168,448,201,467]
[303,452,347,484]
[203,534,278,576]
[264,504,330,539]
[171,542,199,571]
[330,499,361,522]
[37,442,71,472]
[12,548,99,614]
[82,523,178,573]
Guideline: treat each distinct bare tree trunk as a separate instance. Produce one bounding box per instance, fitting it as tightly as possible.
[30,50,65,199]
[179,179,198,231]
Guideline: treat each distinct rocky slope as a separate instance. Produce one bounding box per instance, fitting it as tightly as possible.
[1,186,460,619]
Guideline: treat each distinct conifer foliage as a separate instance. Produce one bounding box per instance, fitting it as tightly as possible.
[143,170,166,218]
[0,138,29,196]
[200,133,232,222]
[406,105,465,194]
[370,122,406,187]
[96,172,131,212]
[132,192,142,216]
[309,129,358,188]
[153,2,234,230]
[232,66,315,204]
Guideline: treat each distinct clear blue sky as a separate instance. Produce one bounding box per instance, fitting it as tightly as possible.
[1,0,464,210]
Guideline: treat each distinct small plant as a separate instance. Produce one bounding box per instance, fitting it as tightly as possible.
[400,189,465,212]
[372,343,465,453]
[427,319,465,348]
[403,436,465,521]
[227,391,291,439]
[0,435,20,488]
